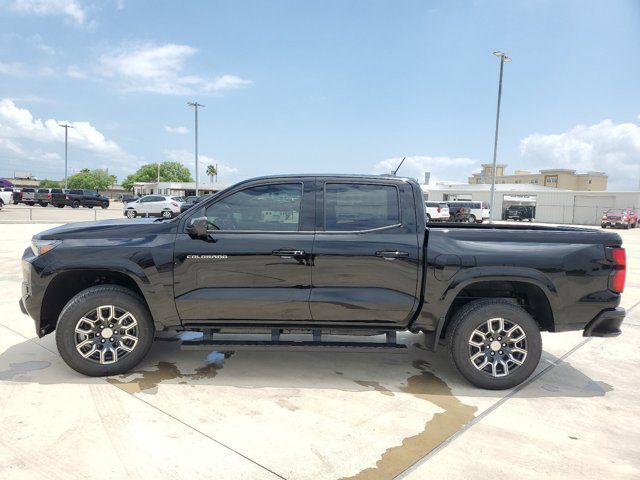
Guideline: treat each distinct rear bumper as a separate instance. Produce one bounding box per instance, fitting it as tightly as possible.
[583,307,625,337]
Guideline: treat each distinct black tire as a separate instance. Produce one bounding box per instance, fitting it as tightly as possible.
[72,200,80,208]
[161,209,173,218]
[26,202,34,206]
[57,204,65,208]
[125,209,136,218]
[468,214,476,224]
[55,285,155,376]
[448,299,542,390]
[601,224,607,228]
[426,214,431,223]
[101,202,109,209]
[40,202,48,207]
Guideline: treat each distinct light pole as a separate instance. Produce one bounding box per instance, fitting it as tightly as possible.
[58,123,74,189]
[488,51,511,223]
[187,102,205,195]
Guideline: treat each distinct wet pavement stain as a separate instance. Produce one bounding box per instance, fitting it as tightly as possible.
[341,360,477,480]
[354,380,395,397]
[107,352,234,394]
[0,361,51,380]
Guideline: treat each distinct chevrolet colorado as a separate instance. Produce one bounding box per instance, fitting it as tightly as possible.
[20,175,626,389]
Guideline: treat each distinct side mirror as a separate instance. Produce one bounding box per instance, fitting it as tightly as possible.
[187,216,209,238]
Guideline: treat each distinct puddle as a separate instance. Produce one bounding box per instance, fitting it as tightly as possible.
[342,360,477,480]
[107,352,234,394]
[354,380,395,397]
[0,361,51,380]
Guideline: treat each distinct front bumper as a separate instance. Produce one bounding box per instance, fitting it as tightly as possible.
[583,307,625,337]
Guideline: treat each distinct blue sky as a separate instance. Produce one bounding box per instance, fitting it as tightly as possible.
[1,0,639,189]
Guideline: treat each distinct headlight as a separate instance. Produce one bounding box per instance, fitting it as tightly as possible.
[30,239,61,256]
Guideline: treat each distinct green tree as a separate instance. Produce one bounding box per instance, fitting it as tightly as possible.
[122,161,193,190]
[39,179,62,188]
[67,169,116,191]
[206,164,217,182]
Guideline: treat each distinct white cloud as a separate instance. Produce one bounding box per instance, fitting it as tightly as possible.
[373,155,480,185]
[11,0,86,24]
[520,119,640,190]
[67,65,87,79]
[0,61,24,76]
[164,125,189,135]
[97,43,251,95]
[0,138,25,155]
[0,98,132,161]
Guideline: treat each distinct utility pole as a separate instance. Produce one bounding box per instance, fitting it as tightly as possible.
[187,102,205,195]
[488,51,511,223]
[58,123,74,189]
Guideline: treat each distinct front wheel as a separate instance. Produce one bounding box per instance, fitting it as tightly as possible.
[125,209,136,218]
[72,200,80,208]
[102,202,109,209]
[55,285,155,376]
[448,299,542,390]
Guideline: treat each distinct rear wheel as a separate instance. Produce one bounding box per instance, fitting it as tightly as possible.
[72,200,80,208]
[161,209,173,218]
[125,209,136,218]
[55,285,154,376]
[601,224,607,228]
[448,299,542,390]
[426,214,431,223]
[40,202,48,207]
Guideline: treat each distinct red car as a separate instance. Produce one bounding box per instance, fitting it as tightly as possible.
[601,208,638,229]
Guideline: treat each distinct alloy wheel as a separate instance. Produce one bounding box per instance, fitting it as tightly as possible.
[468,317,527,377]
[74,305,139,365]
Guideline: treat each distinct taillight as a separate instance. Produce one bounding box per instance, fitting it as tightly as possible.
[47,194,52,199]
[65,195,69,200]
[608,247,626,293]
[171,202,179,207]
[437,207,441,213]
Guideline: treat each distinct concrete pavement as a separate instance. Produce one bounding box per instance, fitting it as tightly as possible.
[0,222,638,479]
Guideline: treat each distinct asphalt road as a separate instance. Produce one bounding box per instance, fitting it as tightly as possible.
[0,222,638,479]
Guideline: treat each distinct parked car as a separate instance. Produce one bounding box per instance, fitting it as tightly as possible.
[447,201,491,223]
[424,201,450,222]
[601,208,638,229]
[446,204,471,222]
[0,190,12,208]
[506,205,535,222]
[34,188,52,207]
[120,194,139,204]
[52,189,110,209]
[19,174,628,389]
[16,187,36,205]
[180,195,208,213]
[123,195,184,218]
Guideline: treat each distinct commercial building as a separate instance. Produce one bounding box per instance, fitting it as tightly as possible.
[131,181,231,197]
[468,164,608,191]
[423,182,639,225]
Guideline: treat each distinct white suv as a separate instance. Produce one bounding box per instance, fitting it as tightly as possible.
[425,201,450,222]
[123,195,184,219]
[447,201,491,223]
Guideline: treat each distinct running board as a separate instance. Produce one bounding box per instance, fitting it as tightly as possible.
[180,329,407,353]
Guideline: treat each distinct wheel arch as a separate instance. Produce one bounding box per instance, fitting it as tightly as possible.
[39,269,149,336]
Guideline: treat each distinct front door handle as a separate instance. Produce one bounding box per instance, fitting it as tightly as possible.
[375,250,410,260]
[273,249,306,258]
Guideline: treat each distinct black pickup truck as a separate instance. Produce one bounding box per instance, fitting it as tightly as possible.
[52,189,110,209]
[19,175,626,389]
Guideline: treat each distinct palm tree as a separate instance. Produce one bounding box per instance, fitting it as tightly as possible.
[206,164,217,183]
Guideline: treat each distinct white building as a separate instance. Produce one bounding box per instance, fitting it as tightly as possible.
[422,182,640,225]
[132,181,231,198]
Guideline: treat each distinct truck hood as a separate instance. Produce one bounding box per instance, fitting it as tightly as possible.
[34,218,177,240]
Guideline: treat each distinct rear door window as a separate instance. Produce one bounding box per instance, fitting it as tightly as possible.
[325,183,399,231]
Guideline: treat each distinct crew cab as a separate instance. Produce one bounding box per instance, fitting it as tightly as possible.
[19,175,626,389]
[53,189,110,209]
[16,187,36,205]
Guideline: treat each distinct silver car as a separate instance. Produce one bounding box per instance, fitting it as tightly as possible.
[123,195,184,219]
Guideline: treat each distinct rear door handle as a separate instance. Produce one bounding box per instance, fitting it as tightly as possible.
[273,249,306,258]
[375,250,410,260]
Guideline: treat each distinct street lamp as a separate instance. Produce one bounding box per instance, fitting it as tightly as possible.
[58,123,74,190]
[488,51,511,224]
[187,101,205,195]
